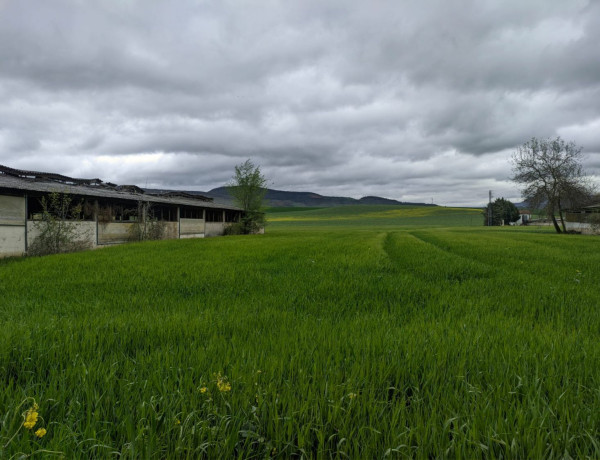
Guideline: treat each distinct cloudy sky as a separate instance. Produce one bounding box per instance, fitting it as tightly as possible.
[1,0,599,206]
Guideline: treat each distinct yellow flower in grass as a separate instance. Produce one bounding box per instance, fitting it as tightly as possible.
[216,373,232,392]
[200,387,208,394]
[35,428,47,438]
[218,380,232,392]
[23,406,39,429]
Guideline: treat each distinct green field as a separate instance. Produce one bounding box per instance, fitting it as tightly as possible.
[1,205,600,458]
[268,204,483,228]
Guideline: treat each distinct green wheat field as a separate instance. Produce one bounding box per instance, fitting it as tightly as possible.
[1,205,600,458]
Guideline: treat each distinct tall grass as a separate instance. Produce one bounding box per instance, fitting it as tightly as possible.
[1,208,599,458]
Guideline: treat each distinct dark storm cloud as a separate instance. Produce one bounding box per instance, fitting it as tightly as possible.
[0,0,599,205]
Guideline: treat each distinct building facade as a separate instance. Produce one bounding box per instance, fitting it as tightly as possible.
[565,204,600,234]
[0,165,244,257]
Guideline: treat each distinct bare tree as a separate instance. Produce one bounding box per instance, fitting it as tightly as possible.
[511,137,595,233]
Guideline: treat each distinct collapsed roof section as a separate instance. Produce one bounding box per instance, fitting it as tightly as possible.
[0,164,239,210]
[0,164,105,187]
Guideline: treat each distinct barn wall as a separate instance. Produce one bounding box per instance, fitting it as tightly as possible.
[98,222,135,245]
[0,195,26,257]
[163,222,179,239]
[180,218,205,238]
[98,221,179,245]
[0,226,26,256]
[0,195,25,225]
[565,221,598,234]
[27,221,97,248]
[205,222,226,237]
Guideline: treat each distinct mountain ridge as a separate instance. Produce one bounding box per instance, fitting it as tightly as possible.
[146,186,437,208]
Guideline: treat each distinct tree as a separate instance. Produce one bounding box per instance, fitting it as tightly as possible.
[28,191,91,256]
[483,198,520,226]
[511,137,594,233]
[227,159,267,234]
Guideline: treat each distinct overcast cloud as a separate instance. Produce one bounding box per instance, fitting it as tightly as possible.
[1,0,599,206]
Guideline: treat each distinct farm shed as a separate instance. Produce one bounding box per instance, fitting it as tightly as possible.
[514,209,531,226]
[0,164,244,257]
[565,204,600,234]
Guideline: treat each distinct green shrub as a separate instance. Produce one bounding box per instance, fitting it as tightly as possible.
[27,192,92,256]
[127,201,167,241]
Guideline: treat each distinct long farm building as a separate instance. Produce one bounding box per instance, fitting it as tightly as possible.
[0,165,244,257]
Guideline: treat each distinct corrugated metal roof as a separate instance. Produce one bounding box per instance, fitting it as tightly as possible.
[0,169,242,211]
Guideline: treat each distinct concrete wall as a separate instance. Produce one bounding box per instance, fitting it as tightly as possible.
[0,195,25,225]
[98,221,179,245]
[180,218,205,238]
[27,221,97,248]
[205,222,226,237]
[566,221,598,234]
[0,195,26,257]
[0,225,26,256]
[164,222,179,239]
[98,222,135,245]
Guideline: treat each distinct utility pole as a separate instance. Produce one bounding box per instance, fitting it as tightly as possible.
[488,190,493,226]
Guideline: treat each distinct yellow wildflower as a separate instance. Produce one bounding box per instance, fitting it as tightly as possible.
[348,393,357,399]
[35,428,47,438]
[218,380,232,392]
[23,407,39,429]
[175,419,181,425]
[216,373,232,392]
[200,387,208,394]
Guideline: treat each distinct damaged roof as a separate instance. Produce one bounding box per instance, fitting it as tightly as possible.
[0,164,241,211]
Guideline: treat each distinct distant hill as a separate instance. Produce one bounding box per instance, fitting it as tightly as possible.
[147,186,436,208]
